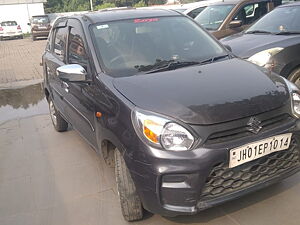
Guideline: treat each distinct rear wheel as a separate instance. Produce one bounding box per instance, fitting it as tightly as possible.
[288,67,300,88]
[32,35,36,41]
[114,149,143,221]
[48,98,68,132]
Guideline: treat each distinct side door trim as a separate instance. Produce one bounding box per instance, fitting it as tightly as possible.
[64,97,95,132]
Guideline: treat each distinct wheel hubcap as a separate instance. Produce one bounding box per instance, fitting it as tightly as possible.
[49,101,57,126]
[294,77,300,89]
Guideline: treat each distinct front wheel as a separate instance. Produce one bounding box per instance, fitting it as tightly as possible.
[48,98,68,132]
[114,149,143,221]
[288,67,300,88]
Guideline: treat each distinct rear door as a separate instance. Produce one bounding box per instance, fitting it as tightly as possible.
[44,19,69,117]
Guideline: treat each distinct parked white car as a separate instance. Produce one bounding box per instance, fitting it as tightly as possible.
[0,21,23,40]
[183,0,223,18]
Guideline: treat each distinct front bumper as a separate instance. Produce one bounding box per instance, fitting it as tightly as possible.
[125,116,300,217]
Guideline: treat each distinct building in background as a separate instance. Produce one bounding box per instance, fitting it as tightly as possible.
[0,0,46,33]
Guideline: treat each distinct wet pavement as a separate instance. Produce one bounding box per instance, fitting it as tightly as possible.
[1,38,300,225]
[0,83,48,124]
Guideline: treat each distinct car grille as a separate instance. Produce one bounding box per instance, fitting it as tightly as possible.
[206,114,293,144]
[200,138,300,200]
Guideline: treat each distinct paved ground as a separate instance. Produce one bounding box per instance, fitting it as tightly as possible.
[1,39,300,225]
[0,38,46,87]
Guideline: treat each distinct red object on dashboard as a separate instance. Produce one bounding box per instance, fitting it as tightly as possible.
[134,18,159,23]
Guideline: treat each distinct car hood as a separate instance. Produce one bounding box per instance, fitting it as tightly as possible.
[113,58,289,125]
[221,33,300,58]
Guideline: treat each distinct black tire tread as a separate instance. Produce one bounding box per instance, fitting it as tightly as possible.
[49,99,68,132]
[115,149,143,221]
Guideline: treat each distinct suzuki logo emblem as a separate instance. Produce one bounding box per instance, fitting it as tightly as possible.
[247,117,262,134]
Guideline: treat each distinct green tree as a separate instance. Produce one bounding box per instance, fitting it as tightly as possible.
[94,2,116,9]
[133,0,146,7]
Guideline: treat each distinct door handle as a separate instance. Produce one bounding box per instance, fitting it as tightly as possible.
[62,82,69,93]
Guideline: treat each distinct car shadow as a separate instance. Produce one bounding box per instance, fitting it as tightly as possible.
[159,173,300,223]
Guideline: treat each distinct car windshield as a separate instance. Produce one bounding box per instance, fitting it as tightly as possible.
[91,16,226,77]
[1,21,17,26]
[32,16,50,24]
[246,6,300,34]
[194,5,234,30]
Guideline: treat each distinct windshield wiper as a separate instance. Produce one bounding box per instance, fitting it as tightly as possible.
[245,30,273,34]
[143,60,201,74]
[275,31,300,35]
[136,55,230,74]
[199,54,230,64]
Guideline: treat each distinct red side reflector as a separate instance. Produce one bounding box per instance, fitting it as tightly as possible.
[134,18,159,23]
[0,27,3,31]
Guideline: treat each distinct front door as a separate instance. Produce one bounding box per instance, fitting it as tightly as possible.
[63,19,97,147]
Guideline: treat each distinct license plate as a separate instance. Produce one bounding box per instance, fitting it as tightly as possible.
[39,26,47,29]
[229,133,292,168]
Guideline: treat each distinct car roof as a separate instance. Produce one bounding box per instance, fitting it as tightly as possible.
[279,1,300,7]
[204,0,270,6]
[183,0,224,14]
[79,8,180,24]
[32,15,49,17]
[1,21,17,24]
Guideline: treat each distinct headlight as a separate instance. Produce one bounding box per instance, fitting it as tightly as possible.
[247,47,283,67]
[132,109,195,151]
[292,92,300,118]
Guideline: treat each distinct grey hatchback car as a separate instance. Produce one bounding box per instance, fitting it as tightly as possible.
[42,8,300,221]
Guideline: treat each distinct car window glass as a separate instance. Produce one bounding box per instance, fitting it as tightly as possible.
[233,2,267,25]
[1,21,17,26]
[92,16,226,77]
[187,7,206,18]
[53,27,67,61]
[68,27,88,66]
[195,5,235,30]
[247,6,300,33]
[32,16,50,24]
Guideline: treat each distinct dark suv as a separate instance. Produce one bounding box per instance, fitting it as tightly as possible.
[42,8,300,221]
[29,15,51,40]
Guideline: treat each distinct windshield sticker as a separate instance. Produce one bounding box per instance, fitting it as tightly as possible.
[134,18,159,23]
[96,24,109,29]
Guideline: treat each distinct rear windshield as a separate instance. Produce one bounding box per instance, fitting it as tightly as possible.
[195,4,235,30]
[1,21,17,26]
[32,16,50,24]
[91,16,226,77]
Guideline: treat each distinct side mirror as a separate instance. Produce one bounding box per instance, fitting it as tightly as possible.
[224,45,232,52]
[229,20,242,28]
[27,23,31,26]
[56,64,87,82]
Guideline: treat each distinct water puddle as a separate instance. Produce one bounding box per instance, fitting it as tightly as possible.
[0,83,49,124]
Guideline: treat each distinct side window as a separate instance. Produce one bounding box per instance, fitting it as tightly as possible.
[46,29,54,51]
[53,27,67,61]
[233,2,268,25]
[68,25,88,66]
[187,7,206,19]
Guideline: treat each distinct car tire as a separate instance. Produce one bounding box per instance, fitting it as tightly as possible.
[0,37,2,41]
[20,35,23,39]
[48,98,68,132]
[288,67,300,88]
[114,149,143,221]
[32,36,36,41]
